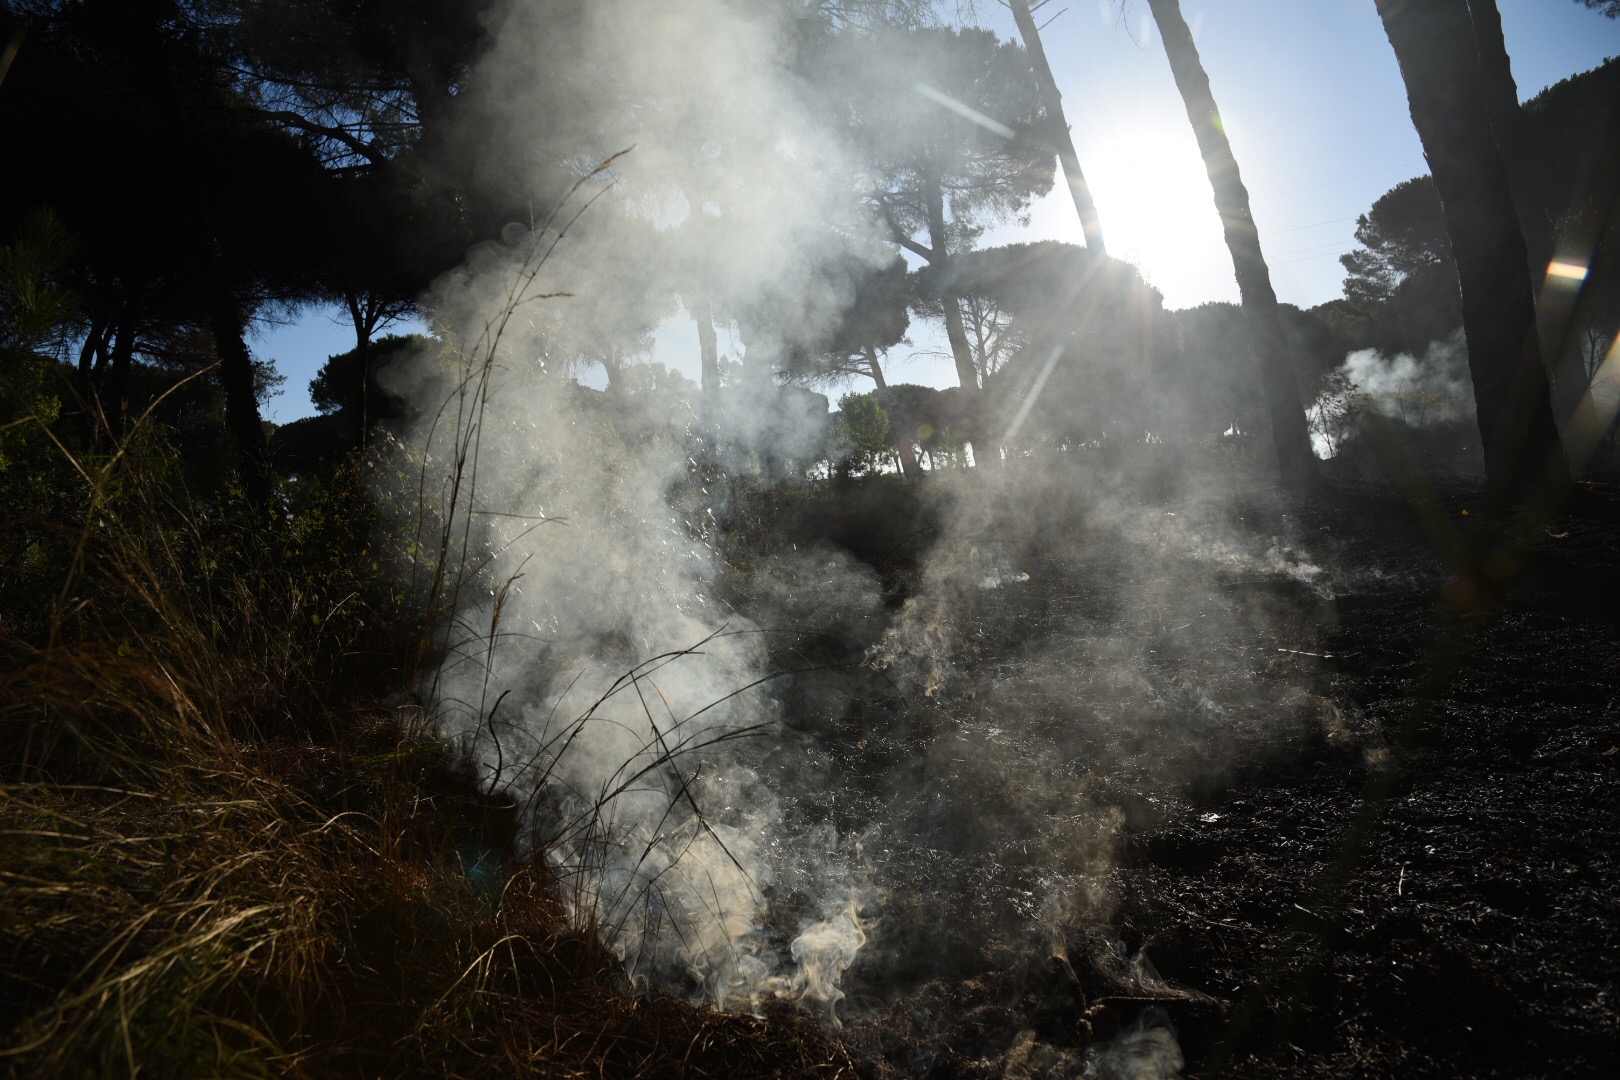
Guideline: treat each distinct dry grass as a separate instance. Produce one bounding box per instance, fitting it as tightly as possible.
[0,431,870,1078]
[0,757,866,1077]
[0,747,870,1076]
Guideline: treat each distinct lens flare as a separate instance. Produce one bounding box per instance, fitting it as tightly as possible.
[913,81,1016,141]
[1546,259,1590,283]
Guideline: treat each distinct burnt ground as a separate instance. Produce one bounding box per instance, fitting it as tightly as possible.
[737,471,1620,1079]
[1121,596,1620,1079]
[1120,494,1620,1079]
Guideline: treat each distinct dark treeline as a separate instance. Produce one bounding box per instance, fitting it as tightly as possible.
[3,1,1618,511]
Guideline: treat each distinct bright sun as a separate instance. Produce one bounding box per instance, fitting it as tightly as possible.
[1023,129,1234,308]
[1087,132,1231,302]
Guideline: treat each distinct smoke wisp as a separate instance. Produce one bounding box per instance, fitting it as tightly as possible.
[383,0,902,1012]
[1308,330,1478,460]
[377,2,1381,1068]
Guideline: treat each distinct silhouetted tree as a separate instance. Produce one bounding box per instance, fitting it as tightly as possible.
[1467,1,1538,256]
[309,333,422,419]
[1463,0,1606,449]
[306,168,465,439]
[1176,301,1348,437]
[1522,60,1620,465]
[1375,0,1570,504]
[224,0,497,172]
[1332,177,1465,360]
[1,0,354,501]
[911,245,1057,390]
[1144,0,1319,491]
[849,25,1054,462]
[0,208,77,361]
[1341,178,1452,308]
[781,254,911,391]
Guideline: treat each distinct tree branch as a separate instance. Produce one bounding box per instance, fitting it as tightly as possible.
[260,109,391,167]
[871,197,936,262]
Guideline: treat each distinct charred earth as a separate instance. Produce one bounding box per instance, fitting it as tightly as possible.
[718,464,1620,1080]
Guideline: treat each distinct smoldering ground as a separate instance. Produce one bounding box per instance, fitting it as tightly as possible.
[372,0,1397,1073]
[1307,331,1484,474]
[379,0,907,1013]
[817,461,1389,1071]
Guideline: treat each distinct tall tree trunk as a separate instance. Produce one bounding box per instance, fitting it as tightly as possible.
[923,168,991,466]
[108,320,134,435]
[1376,0,1571,505]
[76,316,108,443]
[601,346,624,395]
[864,344,888,389]
[693,293,720,444]
[1008,0,1106,253]
[922,172,978,393]
[207,288,273,506]
[868,344,919,477]
[1465,0,1600,451]
[1145,0,1318,492]
[90,321,110,377]
[346,290,377,447]
[693,294,720,396]
[897,441,920,477]
[1466,1,1539,264]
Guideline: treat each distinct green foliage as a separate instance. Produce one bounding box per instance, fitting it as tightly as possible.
[0,347,863,1080]
[0,207,79,358]
[848,25,1056,245]
[0,211,86,642]
[1339,176,1451,308]
[832,391,892,476]
[309,332,427,416]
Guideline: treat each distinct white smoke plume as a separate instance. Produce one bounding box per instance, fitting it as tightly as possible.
[1343,331,1474,424]
[375,5,1382,1064]
[381,0,898,1011]
[1309,330,1477,458]
[1085,1009,1185,1080]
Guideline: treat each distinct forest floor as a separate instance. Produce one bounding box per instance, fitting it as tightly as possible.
[751,465,1620,1080]
[1127,483,1620,1080]
[1106,487,1620,1079]
[8,457,1617,1079]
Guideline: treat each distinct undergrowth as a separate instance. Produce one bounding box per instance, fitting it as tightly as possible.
[0,417,867,1077]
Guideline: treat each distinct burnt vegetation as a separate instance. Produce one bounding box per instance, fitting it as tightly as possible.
[3,1,1620,1077]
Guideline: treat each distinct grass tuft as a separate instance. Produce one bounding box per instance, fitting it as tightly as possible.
[0,421,871,1077]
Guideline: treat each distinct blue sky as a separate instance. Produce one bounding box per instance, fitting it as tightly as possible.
[256,0,1620,421]
[980,0,1618,310]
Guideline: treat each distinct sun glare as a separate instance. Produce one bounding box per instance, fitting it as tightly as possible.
[1081,131,1231,305]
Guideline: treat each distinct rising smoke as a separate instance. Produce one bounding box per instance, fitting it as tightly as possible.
[376,2,1379,1070]
[382,0,897,1012]
[1308,330,1478,460]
